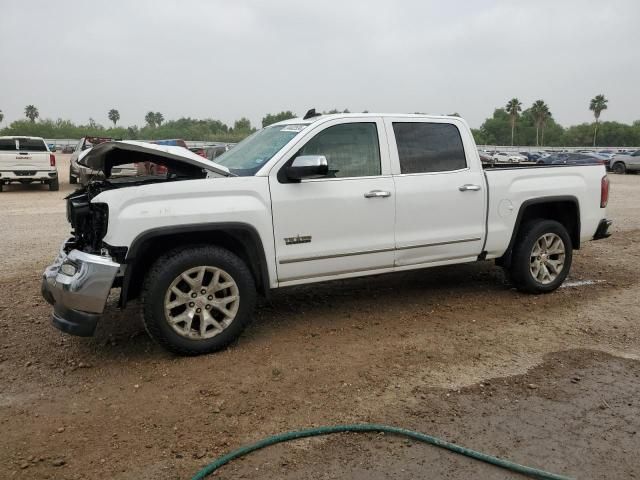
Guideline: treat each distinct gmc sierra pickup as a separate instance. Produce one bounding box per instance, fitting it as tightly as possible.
[0,136,58,191]
[41,113,612,355]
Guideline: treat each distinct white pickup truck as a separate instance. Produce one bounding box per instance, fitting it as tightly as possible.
[41,112,612,355]
[0,136,59,191]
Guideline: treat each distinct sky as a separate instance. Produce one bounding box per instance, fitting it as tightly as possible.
[1,0,638,129]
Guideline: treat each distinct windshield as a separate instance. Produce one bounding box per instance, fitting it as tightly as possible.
[214,124,307,176]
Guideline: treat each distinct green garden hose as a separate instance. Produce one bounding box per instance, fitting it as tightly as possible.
[191,423,572,480]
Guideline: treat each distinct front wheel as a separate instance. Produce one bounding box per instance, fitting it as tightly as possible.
[508,220,573,293]
[612,162,626,174]
[142,245,256,355]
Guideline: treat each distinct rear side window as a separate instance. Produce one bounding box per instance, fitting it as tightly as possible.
[17,138,48,151]
[0,139,17,151]
[393,123,467,174]
[297,122,381,178]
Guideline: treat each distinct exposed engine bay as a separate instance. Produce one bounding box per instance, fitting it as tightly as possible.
[64,140,232,255]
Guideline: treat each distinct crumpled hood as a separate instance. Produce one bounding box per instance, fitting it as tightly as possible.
[78,140,232,177]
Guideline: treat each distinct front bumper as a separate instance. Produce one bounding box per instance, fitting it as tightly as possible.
[41,239,120,336]
[593,218,612,240]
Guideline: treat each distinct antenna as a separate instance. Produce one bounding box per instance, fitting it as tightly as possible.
[303,108,322,120]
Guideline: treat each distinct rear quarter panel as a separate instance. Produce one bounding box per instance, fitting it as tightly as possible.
[484,165,607,258]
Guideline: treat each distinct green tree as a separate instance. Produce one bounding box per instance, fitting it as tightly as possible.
[154,112,164,127]
[108,109,120,127]
[589,94,608,146]
[262,111,296,127]
[145,111,156,128]
[530,100,550,146]
[25,105,39,123]
[505,98,522,146]
[233,117,252,133]
[0,109,4,125]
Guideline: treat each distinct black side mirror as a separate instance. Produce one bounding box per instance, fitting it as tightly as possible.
[285,155,328,181]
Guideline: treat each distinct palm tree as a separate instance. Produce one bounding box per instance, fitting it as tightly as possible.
[24,105,39,123]
[589,94,608,146]
[108,109,120,127]
[530,100,550,146]
[145,111,156,128]
[154,112,164,126]
[505,98,522,146]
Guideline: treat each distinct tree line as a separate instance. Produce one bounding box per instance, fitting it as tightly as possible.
[1,99,638,146]
[475,94,622,147]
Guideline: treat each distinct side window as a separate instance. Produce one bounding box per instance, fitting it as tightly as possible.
[297,122,381,178]
[393,122,467,174]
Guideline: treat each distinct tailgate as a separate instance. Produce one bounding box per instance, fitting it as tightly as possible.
[0,138,51,170]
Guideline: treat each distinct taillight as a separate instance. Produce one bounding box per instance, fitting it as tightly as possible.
[50,154,56,167]
[600,175,609,208]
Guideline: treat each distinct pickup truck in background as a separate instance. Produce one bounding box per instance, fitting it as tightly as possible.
[610,150,640,174]
[41,112,612,356]
[0,136,58,191]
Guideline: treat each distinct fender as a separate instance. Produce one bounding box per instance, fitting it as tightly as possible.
[119,222,271,307]
[500,195,581,266]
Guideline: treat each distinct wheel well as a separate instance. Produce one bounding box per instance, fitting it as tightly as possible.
[121,226,269,306]
[498,198,580,267]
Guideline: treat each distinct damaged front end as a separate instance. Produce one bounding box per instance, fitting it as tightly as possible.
[42,140,233,336]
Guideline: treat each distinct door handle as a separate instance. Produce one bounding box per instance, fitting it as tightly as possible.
[364,190,391,198]
[458,184,481,192]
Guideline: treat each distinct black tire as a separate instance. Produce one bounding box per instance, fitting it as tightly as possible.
[0,182,3,192]
[612,162,626,174]
[49,177,60,191]
[142,245,256,356]
[508,219,573,294]
[69,171,78,184]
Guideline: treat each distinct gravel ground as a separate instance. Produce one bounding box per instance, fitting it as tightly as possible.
[0,163,639,479]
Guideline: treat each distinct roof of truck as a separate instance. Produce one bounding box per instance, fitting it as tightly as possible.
[272,112,462,127]
[0,135,46,140]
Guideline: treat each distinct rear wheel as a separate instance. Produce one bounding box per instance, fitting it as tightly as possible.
[612,162,626,174]
[49,177,59,191]
[508,219,572,293]
[142,245,256,355]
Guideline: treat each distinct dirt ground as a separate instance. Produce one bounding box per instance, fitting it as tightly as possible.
[0,158,639,479]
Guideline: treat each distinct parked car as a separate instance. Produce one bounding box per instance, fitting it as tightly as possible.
[492,152,526,163]
[189,146,207,158]
[205,144,231,161]
[0,136,58,191]
[609,150,640,174]
[62,144,75,154]
[70,136,114,184]
[520,152,542,162]
[478,151,494,164]
[42,112,611,356]
[551,153,605,166]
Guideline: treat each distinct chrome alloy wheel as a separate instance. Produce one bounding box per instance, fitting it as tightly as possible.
[164,266,239,339]
[529,233,566,284]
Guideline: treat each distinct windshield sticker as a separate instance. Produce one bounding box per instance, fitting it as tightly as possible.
[280,125,306,132]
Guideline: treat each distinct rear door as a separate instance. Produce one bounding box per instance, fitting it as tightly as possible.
[269,118,396,284]
[385,118,486,267]
[0,138,50,171]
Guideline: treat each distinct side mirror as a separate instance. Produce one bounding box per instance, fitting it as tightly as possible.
[285,155,328,181]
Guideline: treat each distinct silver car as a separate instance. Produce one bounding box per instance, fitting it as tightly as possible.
[610,151,640,174]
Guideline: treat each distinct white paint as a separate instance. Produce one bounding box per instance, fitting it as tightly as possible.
[561,279,606,288]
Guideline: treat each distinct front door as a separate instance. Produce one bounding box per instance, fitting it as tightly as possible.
[269,118,396,284]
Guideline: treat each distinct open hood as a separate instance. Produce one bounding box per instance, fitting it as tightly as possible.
[78,140,233,177]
